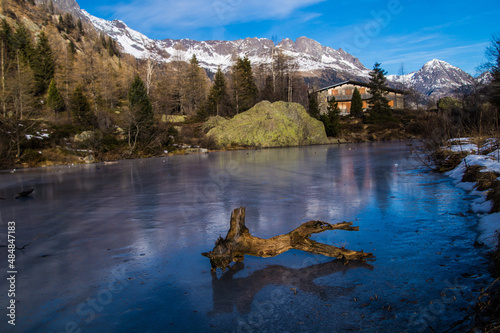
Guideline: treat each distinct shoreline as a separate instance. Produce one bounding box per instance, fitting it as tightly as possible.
[3,134,417,172]
[430,138,500,330]
[2,138,357,172]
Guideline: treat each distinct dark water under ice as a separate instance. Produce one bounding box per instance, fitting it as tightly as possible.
[0,142,492,332]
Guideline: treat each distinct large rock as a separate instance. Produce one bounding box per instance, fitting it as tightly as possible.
[207,101,328,148]
[74,131,95,143]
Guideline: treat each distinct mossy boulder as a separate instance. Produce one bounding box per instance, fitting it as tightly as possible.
[206,101,328,148]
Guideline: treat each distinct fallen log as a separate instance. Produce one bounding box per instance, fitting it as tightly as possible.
[202,207,373,271]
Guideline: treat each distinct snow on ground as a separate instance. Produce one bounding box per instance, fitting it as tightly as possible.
[478,212,500,248]
[447,138,479,153]
[445,138,500,248]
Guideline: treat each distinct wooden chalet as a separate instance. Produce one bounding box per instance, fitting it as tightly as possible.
[316,80,404,115]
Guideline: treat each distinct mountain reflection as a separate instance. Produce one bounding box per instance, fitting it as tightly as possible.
[209,260,373,315]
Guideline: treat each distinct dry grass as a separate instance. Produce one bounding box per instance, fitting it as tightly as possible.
[473,233,500,332]
[460,165,500,214]
[487,182,500,214]
[431,149,469,172]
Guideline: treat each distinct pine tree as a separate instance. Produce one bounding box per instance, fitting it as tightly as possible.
[487,36,500,117]
[33,32,55,95]
[367,62,392,123]
[272,49,293,102]
[63,13,75,33]
[77,19,84,36]
[1,20,15,61]
[129,75,154,138]
[260,75,275,102]
[307,92,320,119]
[14,22,34,65]
[68,40,77,56]
[207,66,229,116]
[320,97,340,137]
[1,20,15,116]
[185,54,206,115]
[47,79,64,113]
[351,87,364,118]
[231,56,257,114]
[105,36,120,57]
[57,16,64,32]
[70,86,95,128]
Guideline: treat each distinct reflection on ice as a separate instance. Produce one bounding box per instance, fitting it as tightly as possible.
[209,260,373,315]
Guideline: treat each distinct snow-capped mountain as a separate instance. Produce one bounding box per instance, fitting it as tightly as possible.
[81,10,369,77]
[477,71,493,85]
[40,0,483,98]
[388,59,474,97]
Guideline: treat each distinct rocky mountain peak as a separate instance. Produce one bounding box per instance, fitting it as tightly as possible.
[294,37,324,58]
[388,59,474,97]
[80,9,371,77]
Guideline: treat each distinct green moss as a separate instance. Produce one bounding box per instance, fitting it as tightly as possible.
[207,101,328,148]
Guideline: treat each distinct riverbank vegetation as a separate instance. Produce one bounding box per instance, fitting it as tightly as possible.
[2,0,494,171]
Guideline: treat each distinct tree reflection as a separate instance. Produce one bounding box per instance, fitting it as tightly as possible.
[209,259,373,315]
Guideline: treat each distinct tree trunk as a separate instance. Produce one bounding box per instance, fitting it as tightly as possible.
[17,52,23,120]
[202,207,373,271]
[1,39,6,116]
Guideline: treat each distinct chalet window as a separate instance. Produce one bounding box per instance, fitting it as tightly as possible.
[345,89,352,95]
[339,102,350,110]
[359,88,366,94]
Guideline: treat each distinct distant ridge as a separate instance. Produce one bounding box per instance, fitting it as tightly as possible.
[81,10,370,78]
[39,0,480,97]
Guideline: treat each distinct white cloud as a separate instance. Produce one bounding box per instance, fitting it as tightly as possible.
[108,0,326,36]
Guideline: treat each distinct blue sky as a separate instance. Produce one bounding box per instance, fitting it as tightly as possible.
[77,0,499,75]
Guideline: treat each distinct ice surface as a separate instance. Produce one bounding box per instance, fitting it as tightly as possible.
[0,142,491,332]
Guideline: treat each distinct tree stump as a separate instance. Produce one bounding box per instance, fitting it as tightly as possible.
[202,207,373,271]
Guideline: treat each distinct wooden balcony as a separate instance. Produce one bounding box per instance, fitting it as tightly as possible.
[328,94,372,102]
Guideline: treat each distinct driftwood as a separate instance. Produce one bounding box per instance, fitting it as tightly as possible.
[202,207,373,271]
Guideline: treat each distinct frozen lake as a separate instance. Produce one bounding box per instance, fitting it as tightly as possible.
[0,142,491,332]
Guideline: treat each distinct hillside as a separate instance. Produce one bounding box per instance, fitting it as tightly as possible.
[0,0,145,168]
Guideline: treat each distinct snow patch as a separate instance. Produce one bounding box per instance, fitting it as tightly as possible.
[478,213,500,248]
[444,138,500,248]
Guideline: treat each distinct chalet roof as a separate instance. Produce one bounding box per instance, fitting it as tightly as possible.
[316,79,404,94]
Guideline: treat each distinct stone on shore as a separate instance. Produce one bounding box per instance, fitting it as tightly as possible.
[206,101,328,148]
